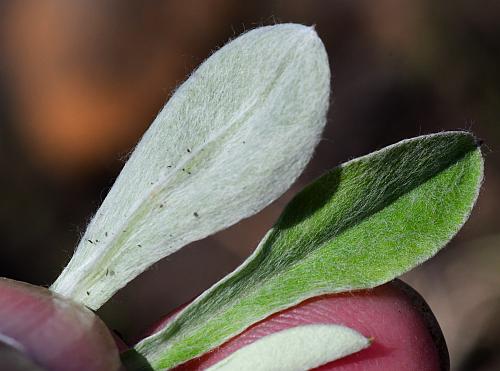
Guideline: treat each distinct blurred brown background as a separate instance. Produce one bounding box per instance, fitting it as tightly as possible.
[0,1,499,369]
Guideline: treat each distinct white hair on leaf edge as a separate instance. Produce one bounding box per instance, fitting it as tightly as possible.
[50,23,331,309]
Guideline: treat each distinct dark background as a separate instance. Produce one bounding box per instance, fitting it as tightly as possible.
[0,1,499,369]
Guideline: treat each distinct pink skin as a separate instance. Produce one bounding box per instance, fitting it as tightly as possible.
[0,278,123,371]
[151,280,448,371]
[0,278,448,371]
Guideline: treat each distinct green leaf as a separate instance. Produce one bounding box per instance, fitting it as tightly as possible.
[50,23,330,309]
[206,324,370,371]
[124,131,483,370]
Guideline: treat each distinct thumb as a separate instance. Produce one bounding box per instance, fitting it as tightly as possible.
[145,280,448,370]
[0,278,123,371]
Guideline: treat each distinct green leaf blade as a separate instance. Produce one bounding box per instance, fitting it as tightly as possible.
[129,132,483,370]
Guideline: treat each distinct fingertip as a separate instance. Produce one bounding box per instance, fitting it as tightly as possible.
[390,279,449,370]
[0,278,122,371]
[170,280,448,370]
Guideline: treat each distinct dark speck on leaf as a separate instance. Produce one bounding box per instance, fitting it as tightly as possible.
[187,148,191,153]
[86,291,90,295]
[87,239,94,244]
[138,244,142,247]
[194,212,199,217]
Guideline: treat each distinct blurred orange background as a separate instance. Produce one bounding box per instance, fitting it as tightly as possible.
[1,1,499,369]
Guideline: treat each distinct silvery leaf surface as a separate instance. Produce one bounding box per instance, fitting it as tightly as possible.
[51,23,331,309]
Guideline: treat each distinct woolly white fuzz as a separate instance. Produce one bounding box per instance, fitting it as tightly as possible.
[206,324,370,371]
[51,23,331,309]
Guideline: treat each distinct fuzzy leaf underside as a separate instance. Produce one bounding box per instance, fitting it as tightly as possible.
[125,131,483,370]
[50,23,330,309]
[206,324,370,371]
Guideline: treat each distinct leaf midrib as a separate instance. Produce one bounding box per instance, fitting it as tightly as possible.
[150,142,475,355]
[72,40,303,301]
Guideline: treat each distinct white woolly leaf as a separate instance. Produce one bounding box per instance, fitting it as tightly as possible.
[206,324,370,371]
[50,23,330,309]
